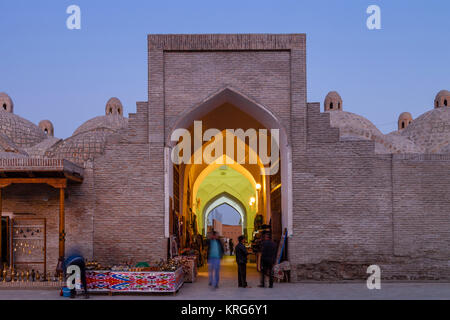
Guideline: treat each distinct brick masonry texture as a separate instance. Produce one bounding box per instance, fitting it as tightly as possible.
[2,34,449,281]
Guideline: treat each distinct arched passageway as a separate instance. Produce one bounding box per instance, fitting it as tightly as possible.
[165,87,292,260]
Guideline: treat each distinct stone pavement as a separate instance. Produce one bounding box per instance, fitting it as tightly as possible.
[0,257,448,300]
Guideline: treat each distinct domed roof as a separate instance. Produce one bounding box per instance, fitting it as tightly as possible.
[46,128,115,165]
[328,110,424,154]
[24,136,60,158]
[46,97,129,166]
[73,97,128,136]
[328,110,383,140]
[0,132,27,154]
[0,151,29,159]
[73,115,128,136]
[434,90,450,108]
[437,143,450,154]
[383,132,425,154]
[0,109,47,148]
[0,92,14,113]
[400,107,450,153]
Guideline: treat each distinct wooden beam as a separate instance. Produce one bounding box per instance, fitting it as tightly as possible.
[0,178,67,189]
[58,187,65,266]
[63,172,83,183]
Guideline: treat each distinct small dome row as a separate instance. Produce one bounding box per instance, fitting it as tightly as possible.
[1,92,54,137]
[324,89,450,131]
[0,92,125,138]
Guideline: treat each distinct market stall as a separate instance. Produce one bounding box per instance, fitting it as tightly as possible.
[85,261,184,294]
[86,269,184,293]
[174,255,197,283]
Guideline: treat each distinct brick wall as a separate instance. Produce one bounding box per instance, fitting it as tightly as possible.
[288,103,450,280]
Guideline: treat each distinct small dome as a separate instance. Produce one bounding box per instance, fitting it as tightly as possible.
[105,97,123,115]
[39,120,54,137]
[324,91,343,111]
[46,129,113,165]
[434,90,450,108]
[328,110,382,141]
[73,115,128,136]
[0,92,14,113]
[398,112,413,131]
[401,107,450,153]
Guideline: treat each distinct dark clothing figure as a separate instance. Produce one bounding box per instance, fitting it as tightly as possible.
[206,238,225,259]
[259,238,277,288]
[235,242,248,287]
[261,261,274,288]
[229,239,234,255]
[235,242,248,264]
[238,263,247,288]
[65,255,88,298]
[206,237,225,288]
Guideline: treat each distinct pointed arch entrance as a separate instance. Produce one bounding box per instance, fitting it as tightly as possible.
[165,86,293,248]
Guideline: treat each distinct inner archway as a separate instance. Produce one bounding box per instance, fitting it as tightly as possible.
[207,203,242,226]
[203,193,246,236]
[192,160,259,239]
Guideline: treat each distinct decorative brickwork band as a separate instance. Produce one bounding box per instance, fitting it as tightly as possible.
[148,34,306,51]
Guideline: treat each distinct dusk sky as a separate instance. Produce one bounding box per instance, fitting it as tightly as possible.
[208,205,242,226]
[1,1,449,139]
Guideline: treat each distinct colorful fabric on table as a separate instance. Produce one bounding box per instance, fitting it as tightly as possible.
[86,269,184,293]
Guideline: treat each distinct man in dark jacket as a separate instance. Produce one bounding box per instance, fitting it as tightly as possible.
[235,235,249,288]
[206,231,224,289]
[258,232,277,288]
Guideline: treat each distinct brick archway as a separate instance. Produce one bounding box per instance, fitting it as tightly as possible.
[164,87,293,239]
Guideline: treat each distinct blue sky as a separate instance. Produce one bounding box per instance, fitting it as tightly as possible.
[0,0,449,141]
[208,205,242,226]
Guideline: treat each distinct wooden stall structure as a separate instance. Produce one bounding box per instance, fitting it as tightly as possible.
[0,159,83,273]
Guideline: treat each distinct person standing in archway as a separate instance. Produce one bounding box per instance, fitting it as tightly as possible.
[235,235,249,288]
[206,231,224,289]
[258,232,277,288]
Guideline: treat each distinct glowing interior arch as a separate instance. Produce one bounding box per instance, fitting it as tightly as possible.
[203,193,246,235]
